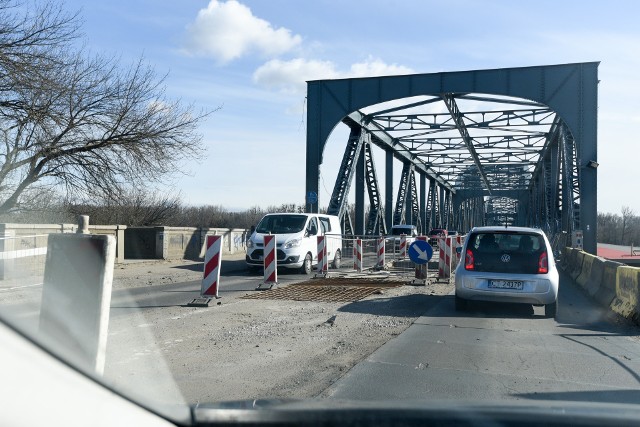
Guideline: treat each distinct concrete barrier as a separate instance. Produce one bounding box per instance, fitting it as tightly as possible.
[582,255,604,297]
[594,260,623,307]
[560,247,572,271]
[562,245,640,324]
[569,251,585,281]
[609,266,640,322]
[565,248,578,273]
[576,253,595,288]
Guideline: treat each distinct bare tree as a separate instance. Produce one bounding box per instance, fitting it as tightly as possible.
[621,206,635,245]
[0,1,209,214]
[68,188,182,226]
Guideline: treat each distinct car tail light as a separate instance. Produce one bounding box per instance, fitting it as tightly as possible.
[538,251,548,274]
[465,249,474,270]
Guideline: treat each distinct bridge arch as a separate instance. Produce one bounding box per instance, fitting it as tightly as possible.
[305,62,598,253]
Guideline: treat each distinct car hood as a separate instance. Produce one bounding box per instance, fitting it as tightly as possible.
[191,398,640,426]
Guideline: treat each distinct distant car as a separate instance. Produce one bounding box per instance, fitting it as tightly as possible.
[454,226,559,318]
[388,224,418,250]
[428,228,448,246]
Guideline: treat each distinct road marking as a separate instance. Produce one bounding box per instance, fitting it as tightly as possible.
[0,283,42,292]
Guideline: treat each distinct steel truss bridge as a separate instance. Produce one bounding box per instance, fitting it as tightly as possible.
[305,63,598,254]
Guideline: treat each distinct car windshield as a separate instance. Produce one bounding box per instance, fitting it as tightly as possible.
[255,215,307,234]
[1,1,639,426]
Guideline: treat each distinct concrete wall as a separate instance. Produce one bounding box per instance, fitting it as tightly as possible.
[561,247,640,324]
[149,227,248,259]
[0,223,249,281]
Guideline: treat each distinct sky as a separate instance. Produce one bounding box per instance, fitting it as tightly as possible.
[56,0,640,215]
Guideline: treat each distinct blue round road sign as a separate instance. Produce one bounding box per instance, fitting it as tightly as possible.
[307,191,318,204]
[408,240,433,264]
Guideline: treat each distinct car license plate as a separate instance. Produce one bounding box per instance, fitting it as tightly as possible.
[488,280,523,290]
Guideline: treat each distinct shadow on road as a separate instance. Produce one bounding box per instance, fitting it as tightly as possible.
[453,298,536,318]
[111,304,190,309]
[172,259,248,275]
[338,294,441,318]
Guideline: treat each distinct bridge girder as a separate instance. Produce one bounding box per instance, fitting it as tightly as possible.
[307,63,598,253]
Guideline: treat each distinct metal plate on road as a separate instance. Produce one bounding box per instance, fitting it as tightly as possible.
[187,297,212,307]
[408,240,433,264]
[243,279,403,303]
[488,280,523,290]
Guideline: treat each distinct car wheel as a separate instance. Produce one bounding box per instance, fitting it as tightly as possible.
[300,253,312,275]
[332,249,342,269]
[544,301,557,318]
[455,294,467,311]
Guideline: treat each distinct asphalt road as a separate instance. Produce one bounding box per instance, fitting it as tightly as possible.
[4,258,640,405]
[322,273,640,403]
[108,268,312,314]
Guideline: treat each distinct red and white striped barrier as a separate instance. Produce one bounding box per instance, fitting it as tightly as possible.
[376,237,385,269]
[263,234,277,284]
[202,235,222,297]
[438,236,452,279]
[454,235,462,267]
[353,238,362,272]
[317,235,328,273]
[437,236,464,279]
[399,234,407,258]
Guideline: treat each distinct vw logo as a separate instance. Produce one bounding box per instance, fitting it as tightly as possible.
[501,254,511,263]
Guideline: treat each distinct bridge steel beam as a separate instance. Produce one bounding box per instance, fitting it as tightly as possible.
[306,62,598,253]
[442,94,493,195]
[385,150,394,233]
[354,144,366,236]
[419,173,426,235]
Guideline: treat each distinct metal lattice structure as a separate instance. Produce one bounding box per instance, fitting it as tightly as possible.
[306,63,598,254]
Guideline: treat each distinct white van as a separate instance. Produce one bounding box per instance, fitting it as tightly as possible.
[389,224,418,247]
[246,213,343,274]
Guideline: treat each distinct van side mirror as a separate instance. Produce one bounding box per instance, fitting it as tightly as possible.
[250,225,256,234]
[456,246,462,254]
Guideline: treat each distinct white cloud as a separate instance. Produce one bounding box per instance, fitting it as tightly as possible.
[253,56,414,95]
[184,0,302,63]
[252,58,340,94]
[348,56,414,77]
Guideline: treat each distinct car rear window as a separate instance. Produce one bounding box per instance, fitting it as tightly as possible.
[467,231,546,274]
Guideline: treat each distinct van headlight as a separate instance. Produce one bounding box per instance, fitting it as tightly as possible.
[247,240,255,249]
[284,238,301,249]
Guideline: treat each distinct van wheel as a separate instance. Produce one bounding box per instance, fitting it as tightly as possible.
[301,253,312,275]
[332,249,342,269]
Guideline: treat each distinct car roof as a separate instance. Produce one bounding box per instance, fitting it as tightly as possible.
[469,226,544,234]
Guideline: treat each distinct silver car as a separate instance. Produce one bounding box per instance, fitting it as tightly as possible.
[454,226,559,318]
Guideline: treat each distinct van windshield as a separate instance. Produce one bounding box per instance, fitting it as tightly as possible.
[256,215,308,234]
[391,227,413,236]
